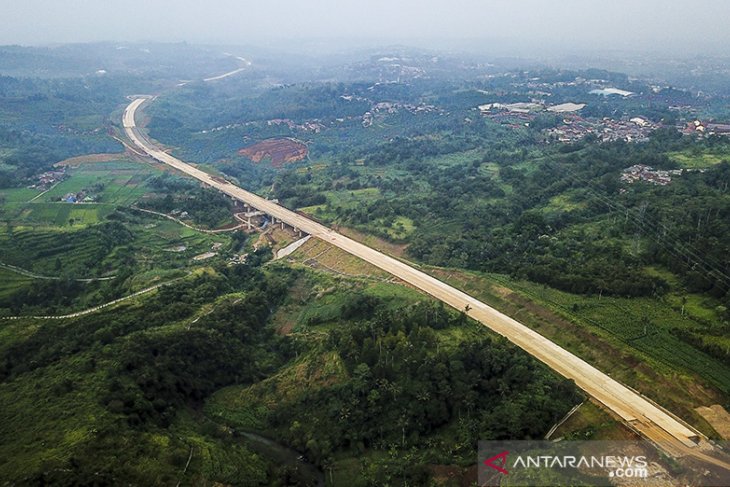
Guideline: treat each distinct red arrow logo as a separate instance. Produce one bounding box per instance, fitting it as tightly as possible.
[484,451,509,475]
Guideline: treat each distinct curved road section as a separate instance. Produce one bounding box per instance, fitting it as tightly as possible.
[124,97,730,470]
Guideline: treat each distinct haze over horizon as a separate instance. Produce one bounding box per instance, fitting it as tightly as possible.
[2,0,729,57]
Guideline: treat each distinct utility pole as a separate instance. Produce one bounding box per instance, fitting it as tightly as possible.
[632,202,648,255]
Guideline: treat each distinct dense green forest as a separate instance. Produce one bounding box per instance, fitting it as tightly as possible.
[0,248,581,484]
[141,174,236,229]
[268,302,580,458]
[0,76,130,186]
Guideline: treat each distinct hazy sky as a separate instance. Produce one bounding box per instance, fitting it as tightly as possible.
[2,0,728,54]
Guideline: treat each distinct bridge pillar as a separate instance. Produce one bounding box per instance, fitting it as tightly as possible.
[281,222,285,230]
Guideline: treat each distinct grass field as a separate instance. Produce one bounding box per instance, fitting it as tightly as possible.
[668,149,730,168]
[18,202,119,227]
[1,160,160,229]
[544,192,588,213]
[207,349,349,431]
[299,187,382,219]
[495,273,729,383]
[0,187,43,203]
[0,268,33,300]
[327,187,381,207]
[0,157,238,310]
[42,160,157,207]
[478,161,501,179]
[205,265,462,423]
[0,152,232,315]
[425,266,728,436]
[382,215,415,240]
[551,401,630,441]
[116,215,231,278]
[299,187,417,241]
[421,148,482,169]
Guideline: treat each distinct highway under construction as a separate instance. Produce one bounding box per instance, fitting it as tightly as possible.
[123,96,730,473]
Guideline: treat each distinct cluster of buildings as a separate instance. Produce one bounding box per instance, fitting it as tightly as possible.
[473,73,677,144]
[542,115,592,142]
[477,100,591,132]
[544,116,658,144]
[170,209,190,219]
[507,72,639,99]
[371,101,438,115]
[589,88,635,97]
[192,243,224,262]
[30,169,65,190]
[356,58,427,83]
[228,253,249,264]
[362,112,374,128]
[477,102,544,128]
[595,117,657,143]
[342,94,440,127]
[682,120,730,137]
[478,101,544,114]
[620,164,685,186]
[265,119,326,133]
[200,118,325,135]
[477,97,659,144]
[61,191,96,203]
[477,101,585,117]
[362,101,439,127]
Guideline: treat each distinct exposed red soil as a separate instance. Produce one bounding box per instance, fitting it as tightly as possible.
[238,138,308,167]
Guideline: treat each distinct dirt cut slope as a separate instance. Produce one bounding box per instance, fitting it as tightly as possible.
[239,138,308,167]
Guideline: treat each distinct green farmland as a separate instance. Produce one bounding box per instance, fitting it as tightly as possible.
[0,159,160,229]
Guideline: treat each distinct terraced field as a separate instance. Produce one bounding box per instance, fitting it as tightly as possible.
[0,268,33,301]
[0,227,119,276]
[495,275,730,393]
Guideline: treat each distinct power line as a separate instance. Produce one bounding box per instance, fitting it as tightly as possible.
[539,158,730,291]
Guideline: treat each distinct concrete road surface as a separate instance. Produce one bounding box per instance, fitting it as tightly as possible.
[123,97,730,472]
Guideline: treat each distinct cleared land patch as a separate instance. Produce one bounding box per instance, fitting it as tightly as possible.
[55,153,126,167]
[696,405,730,440]
[238,138,308,167]
[668,149,730,168]
[287,237,392,281]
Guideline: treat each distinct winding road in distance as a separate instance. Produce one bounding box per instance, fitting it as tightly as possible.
[123,96,730,472]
